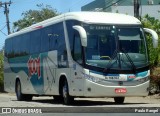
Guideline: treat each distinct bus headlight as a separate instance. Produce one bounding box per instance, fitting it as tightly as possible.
[136,76,149,83]
[83,73,100,83]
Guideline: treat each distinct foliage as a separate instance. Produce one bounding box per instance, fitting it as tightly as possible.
[149,67,160,94]
[0,51,4,92]
[13,4,59,32]
[141,14,160,68]
[142,15,160,93]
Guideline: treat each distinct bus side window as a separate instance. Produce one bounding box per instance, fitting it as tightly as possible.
[30,30,41,54]
[73,33,82,64]
[5,39,13,58]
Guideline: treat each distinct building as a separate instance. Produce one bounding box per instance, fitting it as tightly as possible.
[81,0,160,19]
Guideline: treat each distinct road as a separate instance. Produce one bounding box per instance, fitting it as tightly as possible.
[0,93,160,107]
[0,93,160,115]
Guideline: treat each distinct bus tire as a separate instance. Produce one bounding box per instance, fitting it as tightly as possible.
[16,80,24,101]
[114,97,125,104]
[62,79,74,105]
[16,80,32,101]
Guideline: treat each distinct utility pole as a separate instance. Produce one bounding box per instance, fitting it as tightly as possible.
[0,1,12,35]
[134,0,140,19]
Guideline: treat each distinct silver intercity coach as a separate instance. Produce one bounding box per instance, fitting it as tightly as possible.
[4,12,158,105]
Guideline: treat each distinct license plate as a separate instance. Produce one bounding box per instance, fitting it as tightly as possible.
[115,88,127,94]
[105,75,127,81]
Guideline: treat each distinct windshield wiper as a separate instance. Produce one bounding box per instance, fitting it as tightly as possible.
[103,49,119,73]
[103,49,137,74]
[121,48,136,74]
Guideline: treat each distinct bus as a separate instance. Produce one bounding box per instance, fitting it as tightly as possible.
[4,12,158,105]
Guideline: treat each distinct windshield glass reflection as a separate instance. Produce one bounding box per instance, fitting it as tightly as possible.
[83,24,148,71]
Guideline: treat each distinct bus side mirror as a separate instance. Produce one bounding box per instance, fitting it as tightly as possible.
[73,25,87,47]
[144,28,158,48]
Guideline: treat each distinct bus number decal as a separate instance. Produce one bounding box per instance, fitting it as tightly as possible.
[27,56,41,79]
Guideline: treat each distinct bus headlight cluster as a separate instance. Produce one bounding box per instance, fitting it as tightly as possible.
[83,73,100,83]
[136,76,149,83]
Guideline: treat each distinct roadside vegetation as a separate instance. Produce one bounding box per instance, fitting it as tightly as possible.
[142,15,160,94]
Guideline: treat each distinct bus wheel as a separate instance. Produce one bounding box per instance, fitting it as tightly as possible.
[16,80,32,101]
[114,97,125,104]
[16,80,24,101]
[62,80,74,105]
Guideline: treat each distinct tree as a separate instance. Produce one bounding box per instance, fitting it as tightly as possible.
[13,4,59,32]
[141,14,160,67]
[142,15,160,93]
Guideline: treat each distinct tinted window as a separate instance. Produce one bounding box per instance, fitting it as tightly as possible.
[41,27,50,52]
[65,20,80,57]
[73,32,82,64]
[6,22,67,60]
[5,39,13,58]
[12,36,21,57]
[21,33,30,55]
[30,30,41,54]
[49,23,64,51]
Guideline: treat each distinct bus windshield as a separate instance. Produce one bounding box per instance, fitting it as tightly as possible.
[83,24,148,71]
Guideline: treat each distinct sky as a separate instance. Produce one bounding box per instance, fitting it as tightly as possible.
[0,0,94,49]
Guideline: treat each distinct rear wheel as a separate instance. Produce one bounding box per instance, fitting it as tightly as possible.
[16,80,32,101]
[62,79,74,105]
[16,80,24,101]
[114,97,125,104]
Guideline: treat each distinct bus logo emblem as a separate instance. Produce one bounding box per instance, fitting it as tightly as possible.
[27,56,41,79]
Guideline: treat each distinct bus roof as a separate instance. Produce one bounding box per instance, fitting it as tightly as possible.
[7,12,141,39]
